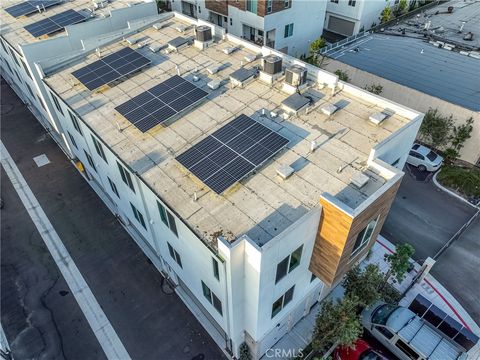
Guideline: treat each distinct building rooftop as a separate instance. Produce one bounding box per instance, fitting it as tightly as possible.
[0,0,133,49]
[7,7,416,247]
[324,0,480,112]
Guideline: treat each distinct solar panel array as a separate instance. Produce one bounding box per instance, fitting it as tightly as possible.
[5,0,60,17]
[72,47,151,91]
[115,75,208,132]
[24,9,87,37]
[176,114,289,194]
[409,294,479,351]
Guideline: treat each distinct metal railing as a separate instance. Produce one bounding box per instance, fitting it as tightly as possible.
[320,31,369,54]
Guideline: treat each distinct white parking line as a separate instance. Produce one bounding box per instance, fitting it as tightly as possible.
[1,141,131,360]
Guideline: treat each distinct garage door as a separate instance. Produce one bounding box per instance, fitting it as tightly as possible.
[328,15,355,36]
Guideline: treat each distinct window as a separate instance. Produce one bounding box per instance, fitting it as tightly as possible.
[67,131,77,149]
[275,245,303,283]
[37,95,46,111]
[91,135,107,162]
[348,0,356,6]
[201,281,222,315]
[14,70,22,83]
[375,326,394,340]
[25,83,35,98]
[266,0,272,13]
[83,150,96,172]
[284,23,294,38]
[409,151,424,160]
[167,243,183,268]
[391,158,400,167]
[4,60,13,73]
[20,59,32,79]
[284,0,290,8]
[0,39,7,53]
[246,0,257,13]
[395,339,419,359]
[310,273,316,282]
[108,177,119,198]
[271,286,295,318]
[130,203,146,229]
[330,0,339,3]
[157,201,178,237]
[11,52,20,67]
[351,217,378,257]
[230,18,232,26]
[68,110,82,135]
[117,162,135,192]
[50,92,64,115]
[212,257,220,280]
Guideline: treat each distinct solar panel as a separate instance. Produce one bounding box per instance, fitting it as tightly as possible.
[176,114,289,194]
[408,294,479,351]
[5,0,60,18]
[24,9,87,37]
[72,47,151,91]
[115,75,208,132]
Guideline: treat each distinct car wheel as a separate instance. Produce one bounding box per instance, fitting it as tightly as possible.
[418,165,427,172]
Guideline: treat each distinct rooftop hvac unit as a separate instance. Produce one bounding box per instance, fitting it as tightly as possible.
[262,55,282,75]
[196,25,212,42]
[285,65,307,87]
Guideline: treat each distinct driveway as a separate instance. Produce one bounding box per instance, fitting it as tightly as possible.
[381,164,480,323]
[1,79,226,359]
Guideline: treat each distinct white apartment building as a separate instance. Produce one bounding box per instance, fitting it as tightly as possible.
[1,1,423,359]
[171,0,327,56]
[325,0,412,36]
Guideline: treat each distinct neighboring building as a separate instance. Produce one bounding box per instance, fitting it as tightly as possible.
[324,0,412,37]
[322,0,480,164]
[171,0,327,56]
[1,1,423,359]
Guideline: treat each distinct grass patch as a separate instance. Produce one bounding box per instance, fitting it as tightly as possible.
[437,165,480,198]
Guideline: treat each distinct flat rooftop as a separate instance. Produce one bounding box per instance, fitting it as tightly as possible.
[41,16,411,247]
[325,0,480,111]
[0,0,132,49]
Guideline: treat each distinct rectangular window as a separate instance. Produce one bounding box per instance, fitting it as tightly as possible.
[310,273,316,282]
[275,245,303,283]
[284,0,290,8]
[67,131,77,149]
[117,162,135,193]
[230,18,232,26]
[4,60,13,73]
[348,0,356,6]
[266,0,272,13]
[84,150,96,172]
[167,243,183,268]
[157,201,178,237]
[395,339,419,359]
[331,0,339,3]
[68,110,82,135]
[271,286,295,318]
[25,84,35,98]
[212,257,220,280]
[130,203,146,229]
[201,281,222,315]
[14,70,22,83]
[91,135,107,162]
[166,211,178,237]
[37,95,46,111]
[50,92,64,115]
[246,0,257,13]
[351,217,379,258]
[0,39,7,53]
[108,177,119,198]
[20,59,32,79]
[11,52,20,67]
[284,23,294,38]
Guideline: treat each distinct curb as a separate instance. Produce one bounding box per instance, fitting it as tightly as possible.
[432,170,479,209]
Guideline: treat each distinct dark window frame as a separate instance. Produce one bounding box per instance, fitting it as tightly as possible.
[67,131,77,149]
[108,177,119,198]
[130,202,146,229]
[91,135,107,163]
[212,257,220,280]
[50,92,64,115]
[117,162,135,193]
[271,286,295,318]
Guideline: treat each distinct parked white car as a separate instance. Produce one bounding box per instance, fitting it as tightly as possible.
[406,144,443,172]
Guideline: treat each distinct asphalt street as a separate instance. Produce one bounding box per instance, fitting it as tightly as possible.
[382,165,480,323]
[1,78,226,360]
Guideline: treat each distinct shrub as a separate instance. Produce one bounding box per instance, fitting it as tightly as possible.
[334,69,349,82]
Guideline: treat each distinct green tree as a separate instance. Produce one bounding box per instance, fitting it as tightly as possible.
[418,108,454,149]
[450,117,474,153]
[384,244,415,283]
[343,265,384,308]
[364,84,383,95]
[239,342,252,360]
[312,297,362,353]
[334,69,349,82]
[380,6,392,23]
[310,37,327,55]
[395,0,408,15]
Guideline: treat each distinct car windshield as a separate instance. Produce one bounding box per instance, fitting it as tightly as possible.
[360,350,388,360]
[371,304,398,325]
[426,151,438,162]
